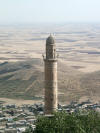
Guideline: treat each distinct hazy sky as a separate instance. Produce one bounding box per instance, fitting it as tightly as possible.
[0,0,100,24]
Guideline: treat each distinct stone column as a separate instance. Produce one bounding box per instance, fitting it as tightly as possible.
[44,59,57,114]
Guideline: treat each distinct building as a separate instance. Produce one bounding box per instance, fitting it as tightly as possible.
[43,35,58,114]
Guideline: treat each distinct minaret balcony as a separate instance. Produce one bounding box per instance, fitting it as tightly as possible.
[42,54,58,62]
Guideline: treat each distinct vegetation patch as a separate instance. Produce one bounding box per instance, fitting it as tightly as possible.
[25,111,100,133]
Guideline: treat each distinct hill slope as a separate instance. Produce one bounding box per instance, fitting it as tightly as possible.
[0,59,100,103]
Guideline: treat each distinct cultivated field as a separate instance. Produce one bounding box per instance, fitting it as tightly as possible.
[0,23,100,72]
[0,23,100,104]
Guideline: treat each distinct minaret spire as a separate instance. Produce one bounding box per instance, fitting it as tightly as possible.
[43,35,58,114]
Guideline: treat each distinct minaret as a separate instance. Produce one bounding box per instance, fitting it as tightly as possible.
[43,35,58,114]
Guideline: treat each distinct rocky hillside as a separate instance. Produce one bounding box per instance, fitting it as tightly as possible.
[0,59,100,103]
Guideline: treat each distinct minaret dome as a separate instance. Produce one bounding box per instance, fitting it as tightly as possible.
[46,35,55,45]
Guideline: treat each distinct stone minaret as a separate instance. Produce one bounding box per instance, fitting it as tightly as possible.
[43,35,58,114]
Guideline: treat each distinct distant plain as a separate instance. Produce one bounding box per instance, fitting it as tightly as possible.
[0,23,100,104]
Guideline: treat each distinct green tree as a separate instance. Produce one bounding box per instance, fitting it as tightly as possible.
[25,110,100,133]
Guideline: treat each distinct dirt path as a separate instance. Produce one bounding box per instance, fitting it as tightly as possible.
[0,98,43,106]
